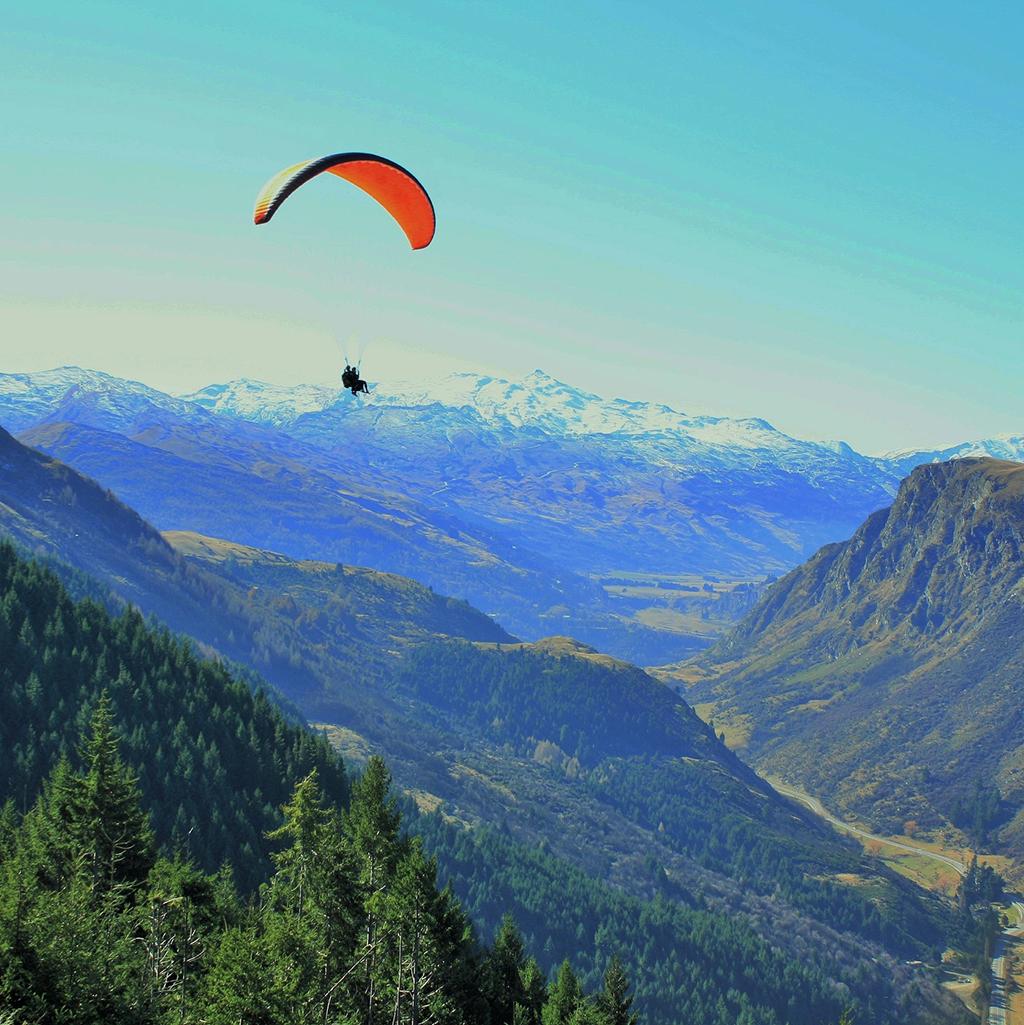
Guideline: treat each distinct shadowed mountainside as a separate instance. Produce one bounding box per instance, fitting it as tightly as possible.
[0,425,510,710]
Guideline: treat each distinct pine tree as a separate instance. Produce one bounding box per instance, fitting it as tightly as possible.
[0,840,38,1014]
[201,924,288,1025]
[266,770,359,1024]
[0,843,150,1025]
[380,839,448,1025]
[429,880,486,1025]
[140,856,240,1023]
[568,1000,601,1025]
[346,758,402,885]
[518,957,547,1025]
[543,960,581,1025]
[594,956,637,1025]
[0,800,17,860]
[485,914,528,1025]
[70,692,156,892]
[267,770,334,919]
[346,756,403,1025]
[20,755,79,888]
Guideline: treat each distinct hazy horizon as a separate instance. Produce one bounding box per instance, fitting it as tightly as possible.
[4,359,1015,458]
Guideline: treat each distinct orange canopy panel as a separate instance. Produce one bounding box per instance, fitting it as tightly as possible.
[253,152,435,250]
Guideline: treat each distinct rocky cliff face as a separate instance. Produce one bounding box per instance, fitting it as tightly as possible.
[724,458,1024,649]
[685,459,1024,852]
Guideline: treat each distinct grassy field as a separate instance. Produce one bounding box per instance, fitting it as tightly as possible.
[693,702,754,749]
[594,570,764,640]
[941,970,984,1018]
[633,606,722,636]
[875,849,963,895]
[312,722,374,766]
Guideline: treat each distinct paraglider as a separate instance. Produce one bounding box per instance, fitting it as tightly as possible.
[253,151,435,249]
[341,364,370,396]
[254,151,435,397]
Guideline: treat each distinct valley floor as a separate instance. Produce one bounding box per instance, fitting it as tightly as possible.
[773,776,1024,1023]
[766,777,1021,895]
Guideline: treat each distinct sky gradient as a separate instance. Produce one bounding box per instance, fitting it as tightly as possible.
[2,1,1021,453]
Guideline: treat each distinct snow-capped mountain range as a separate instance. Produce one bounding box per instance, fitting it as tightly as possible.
[1,364,1018,663]
[186,369,845,459]
[884,436,1024,475]
[183,369,1024,470]
[189,370,791,442]
[5,365,1017,471]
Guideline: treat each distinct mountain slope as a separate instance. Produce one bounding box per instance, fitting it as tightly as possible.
[0,540,349,890]
[10,546,960,1025]
[0,541,876,1025]
[683,458,1024,856]
[0,427,969,1021]
[166,529,510,652]
[0,425,510,713]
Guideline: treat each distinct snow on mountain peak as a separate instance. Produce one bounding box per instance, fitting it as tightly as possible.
[883,434,1024,473]
[168,369,812,453]
[165,369,843,477]
[14,365,1008,484]
[182,379,339,426]
[0,366,195,432]
[0,366,121,397]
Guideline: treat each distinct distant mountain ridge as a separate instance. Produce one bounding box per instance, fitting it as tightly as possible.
[3,365,1018,664]
[184,369,1024,473]
[188,369,837,454]
[885,435,1024,475]
[683,457,1024,858]
[7,364,1017,471]
[0,366,201,434]
[185,369,889,484]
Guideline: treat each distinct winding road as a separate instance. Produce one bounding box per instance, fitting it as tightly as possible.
[989,936,1009,1025]
[768,778,968,877]
[988,905,1024,1025]
[773,785,1024,1025]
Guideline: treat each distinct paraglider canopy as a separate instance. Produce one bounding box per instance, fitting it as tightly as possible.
[253,152,435,249]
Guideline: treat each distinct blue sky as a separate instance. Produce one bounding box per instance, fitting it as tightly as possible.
[1,1,1020,452]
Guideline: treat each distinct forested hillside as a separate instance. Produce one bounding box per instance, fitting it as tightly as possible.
[415,811,850,1025]
[0,543,969,1023]
[1,685,655,1025]
[0,540,347,890]
[391,638,961,963]
[0,424,510,717]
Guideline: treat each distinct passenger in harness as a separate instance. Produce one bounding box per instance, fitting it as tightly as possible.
[341,365,369,396]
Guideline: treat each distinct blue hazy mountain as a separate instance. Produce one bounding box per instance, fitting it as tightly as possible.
[3,365,1005,664]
